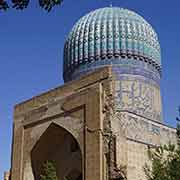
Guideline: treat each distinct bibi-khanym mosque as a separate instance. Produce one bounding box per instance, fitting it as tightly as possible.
[8,7,177,180]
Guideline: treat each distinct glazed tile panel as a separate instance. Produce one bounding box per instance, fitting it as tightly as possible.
[114,75,162,122]
[69,59,160,84]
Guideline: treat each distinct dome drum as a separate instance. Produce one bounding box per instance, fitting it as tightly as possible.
[64,57,161,83]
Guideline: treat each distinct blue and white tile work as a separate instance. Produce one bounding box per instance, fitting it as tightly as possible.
[113,74,162,122]
[112,111,176,146]
[68,58,160,84]
[63,7,161,82]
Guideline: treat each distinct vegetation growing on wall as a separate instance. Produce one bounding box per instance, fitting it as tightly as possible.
[144,110,180,180]
[40,160,58,180]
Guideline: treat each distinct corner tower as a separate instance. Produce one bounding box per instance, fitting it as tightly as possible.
[63,7,162,122]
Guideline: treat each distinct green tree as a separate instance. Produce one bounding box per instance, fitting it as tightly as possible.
[144,120,180,180]
[0,0,63,12]
[40,160,58,180]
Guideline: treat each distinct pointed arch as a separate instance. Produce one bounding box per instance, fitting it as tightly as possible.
[31,123,82,180]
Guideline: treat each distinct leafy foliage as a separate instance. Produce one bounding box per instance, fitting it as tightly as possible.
[40,160,58,180]
[0,0,9,10]
[12,0,29,9]
[144,124,180,180]
[177,124,180,146]
[39,0,62,12]
[0,0,63,11]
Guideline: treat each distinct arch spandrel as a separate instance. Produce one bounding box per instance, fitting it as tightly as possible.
[26,114,84,154]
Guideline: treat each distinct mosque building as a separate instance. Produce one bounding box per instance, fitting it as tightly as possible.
[9,7,176,180]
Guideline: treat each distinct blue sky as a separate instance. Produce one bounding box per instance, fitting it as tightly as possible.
[0,0,180,178]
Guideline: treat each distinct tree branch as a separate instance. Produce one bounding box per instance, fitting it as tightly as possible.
[0,0,9,11]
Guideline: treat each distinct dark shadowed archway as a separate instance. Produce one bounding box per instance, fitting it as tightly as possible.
[31,123,82,180]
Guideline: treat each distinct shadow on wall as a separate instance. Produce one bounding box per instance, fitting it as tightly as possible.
[31,123,82,180]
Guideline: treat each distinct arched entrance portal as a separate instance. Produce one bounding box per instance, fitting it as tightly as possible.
[31,123,82,180]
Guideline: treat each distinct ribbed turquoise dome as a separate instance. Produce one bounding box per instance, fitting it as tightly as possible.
[63,7,161,82]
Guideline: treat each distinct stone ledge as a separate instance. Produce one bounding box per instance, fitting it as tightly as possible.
[14,67,112,115]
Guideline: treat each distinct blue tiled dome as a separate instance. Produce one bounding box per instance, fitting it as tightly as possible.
[63,7,161,82]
